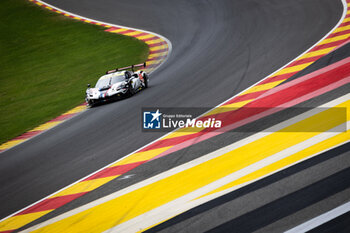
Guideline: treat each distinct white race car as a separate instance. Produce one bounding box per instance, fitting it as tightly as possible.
[85,63,149,107]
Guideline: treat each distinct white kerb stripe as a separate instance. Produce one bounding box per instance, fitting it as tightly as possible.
[285,201,350,233]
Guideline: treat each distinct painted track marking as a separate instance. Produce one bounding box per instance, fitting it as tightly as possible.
[21,95,350,232]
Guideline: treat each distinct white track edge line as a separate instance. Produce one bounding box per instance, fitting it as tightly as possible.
[285,201,350,233]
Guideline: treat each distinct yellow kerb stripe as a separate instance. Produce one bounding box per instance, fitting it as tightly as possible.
[110,28,129,33]
[343,17,350,23]
[149,45,168,51]
[204,99,253,117]
[29,121,63,132]
[145,39,164,45]
[146,60,162,65]
[241,80,286,95]
[0,139,26,150]
[162,125,208,139]
[0,210,51,232]
[138,34,156,40]
[162,131,197,140]
[51,176,119,198]
[333,25,350,33]
[123,31,143,36]
[148,51,168,58]
[298,47,337,60]
[64,105,87,115]
[273,62,313,76]
[319,34,350,45]
[112,147,172,166]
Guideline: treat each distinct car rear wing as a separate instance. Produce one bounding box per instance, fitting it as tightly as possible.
[106,62,146,74]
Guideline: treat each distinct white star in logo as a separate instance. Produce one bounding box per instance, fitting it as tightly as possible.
[150,109,162,122]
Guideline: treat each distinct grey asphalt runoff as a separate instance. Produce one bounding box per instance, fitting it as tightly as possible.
[0,0,346,231]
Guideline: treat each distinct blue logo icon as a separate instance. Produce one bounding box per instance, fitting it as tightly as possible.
[143,109,162,129]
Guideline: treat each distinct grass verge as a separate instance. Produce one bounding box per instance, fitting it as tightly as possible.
[0,0,149,144]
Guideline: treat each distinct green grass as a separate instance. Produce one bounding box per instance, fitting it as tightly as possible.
[0,0,149,144]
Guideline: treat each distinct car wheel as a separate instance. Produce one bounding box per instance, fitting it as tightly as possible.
[128,82,135,97]
[88,100,95,107]
[143,73,149,88]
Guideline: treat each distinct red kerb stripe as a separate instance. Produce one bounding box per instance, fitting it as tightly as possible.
[324,29,350,39]
[148,42,165,47]
[49,113,76,122]
[13,131,42,140]
[84,161,146,181]
[118,29,139,34]
[224,90,268,105]
[313,39,348,51]
[133,32,151,38]
[140,36,159,42]
[295,55,323,65]
[16,192,87,215]
[140,132,203,152]
[105,27,122,32]
[339,21,350,28]
[258,72,298,85]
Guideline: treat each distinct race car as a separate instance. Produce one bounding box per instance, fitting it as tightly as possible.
[85,63,149,107]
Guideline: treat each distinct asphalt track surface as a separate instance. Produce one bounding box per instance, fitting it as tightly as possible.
[0,0,346,231]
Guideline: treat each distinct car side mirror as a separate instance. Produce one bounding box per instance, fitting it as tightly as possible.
[87,84,91,88]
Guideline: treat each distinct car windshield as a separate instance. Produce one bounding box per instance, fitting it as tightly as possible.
[95,74,125,89]
[111,74,126,83]
[95,77,110,89]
